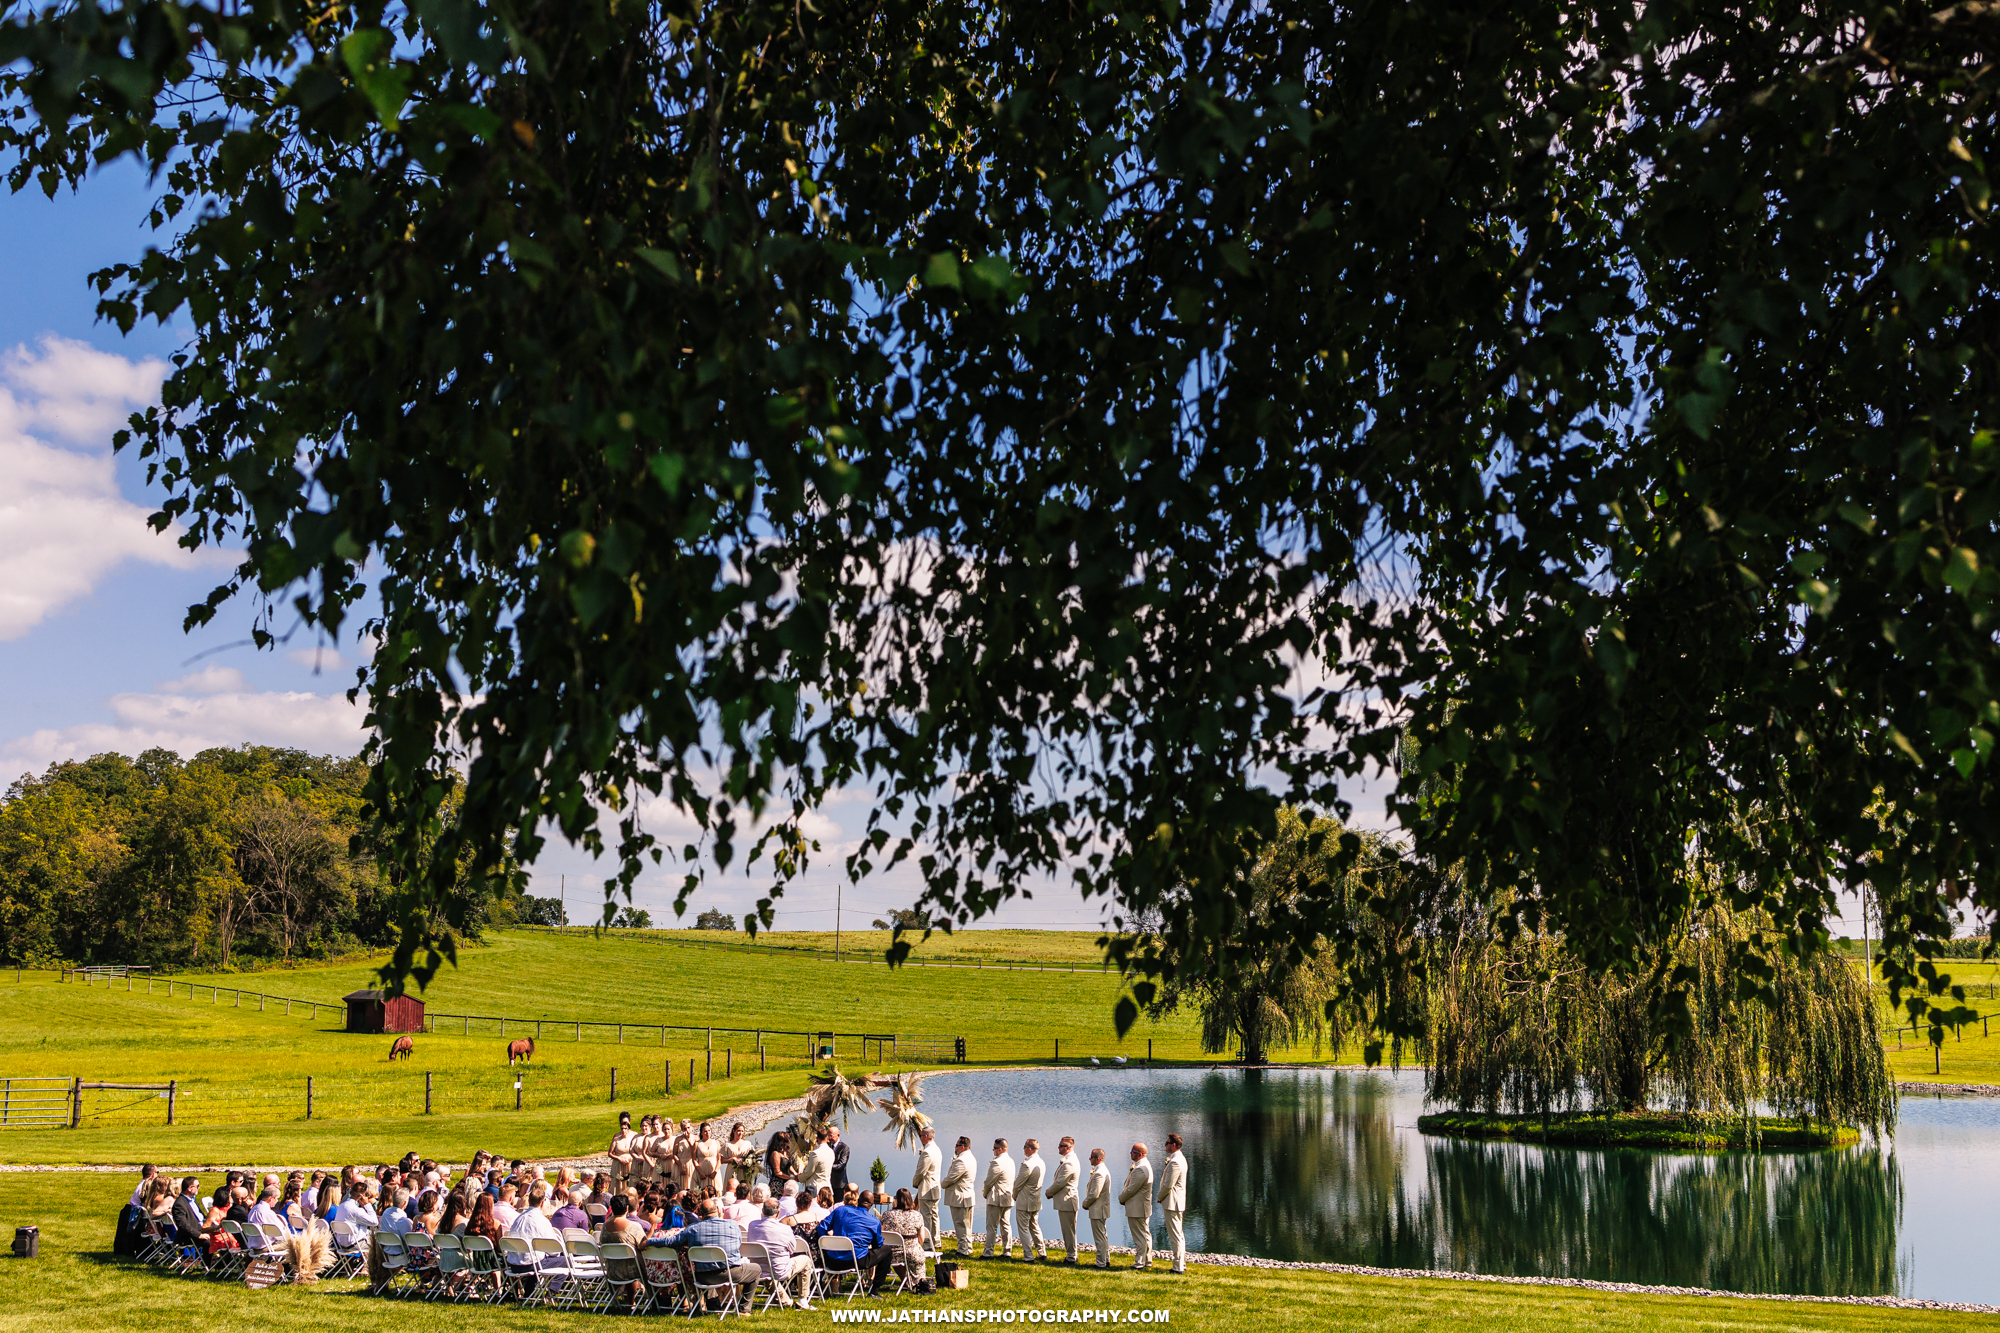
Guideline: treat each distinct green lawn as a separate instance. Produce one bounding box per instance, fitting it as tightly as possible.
[0,1172,1985,1333]
[0,928,1254,1152]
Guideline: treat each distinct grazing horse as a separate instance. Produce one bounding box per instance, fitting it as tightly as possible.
[507,1037,535,1066]
[388,1035,414,1061]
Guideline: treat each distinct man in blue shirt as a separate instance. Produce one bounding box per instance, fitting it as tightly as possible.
[813,1186,895,1293]
[664,1199,762,1307]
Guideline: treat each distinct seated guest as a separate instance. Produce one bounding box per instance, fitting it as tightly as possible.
[247,1186,285,1240]
[505,1182,564,1293]
[777,1181,801,1218]
[334,1181,380,1232]
[437,1193,468,1237]
[599,1194,647,1247]
[302,1170,325,1215]
[492,1181,521,1229]
[201,1187,239,1257]
[662,1198,761,1307]
[881,1188,930,1268]
[466,1193,505,1252]
[129,1164,158,1210]
[315,1181,343,1226]
[587,1172,614,1210]
[224,1185,253,1226]
[171,1178,208,1245]
[142,1178,175,1230]
[748,1199,815,1308]
[551,1185,590,1234]
[812,1186,895,1294]
[379,1187,414,1235]
[724,1183,760,1226]
[412,1190,443,1236]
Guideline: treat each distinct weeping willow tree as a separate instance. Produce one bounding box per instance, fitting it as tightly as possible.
[1146,808,1392,1065]
[1424,903,1895,1137]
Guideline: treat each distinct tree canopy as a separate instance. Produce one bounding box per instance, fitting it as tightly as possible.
[4,0,1999,1029]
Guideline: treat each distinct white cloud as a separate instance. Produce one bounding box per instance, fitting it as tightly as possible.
[1,685,369,784]
[0,334,212,640]
[154,665,248,695]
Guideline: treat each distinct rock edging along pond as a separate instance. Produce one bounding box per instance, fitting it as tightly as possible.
[1415,1110,1859,1149]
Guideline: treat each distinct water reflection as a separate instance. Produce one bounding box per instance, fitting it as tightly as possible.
[883,1068,1912,1298]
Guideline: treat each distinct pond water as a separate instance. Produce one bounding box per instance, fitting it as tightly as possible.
[850,1067,1999,1304]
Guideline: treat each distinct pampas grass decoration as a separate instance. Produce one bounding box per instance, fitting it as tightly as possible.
[285,1221,333,1282]
[875,1071,932,1151]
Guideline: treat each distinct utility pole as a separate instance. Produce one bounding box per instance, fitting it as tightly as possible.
[561,874,566,928]
[835,882,842,962]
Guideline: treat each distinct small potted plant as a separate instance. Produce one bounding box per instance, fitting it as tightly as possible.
[869,1156,889,1194]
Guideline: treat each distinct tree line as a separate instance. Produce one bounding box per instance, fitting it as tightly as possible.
[0,746,519,971]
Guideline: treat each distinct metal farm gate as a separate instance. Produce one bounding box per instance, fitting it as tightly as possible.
[0,1077,76,1128]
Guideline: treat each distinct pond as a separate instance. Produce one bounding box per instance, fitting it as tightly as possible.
[850,1066,1999,1304]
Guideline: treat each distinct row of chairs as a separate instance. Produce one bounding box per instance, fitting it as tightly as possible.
[367,1229,930,1315]
[132,1217,370,1282]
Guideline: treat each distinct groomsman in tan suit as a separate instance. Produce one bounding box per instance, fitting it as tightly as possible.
[1082,1148,1113,1268]
[913,1127,944,1251]
[942,1136,977,1254]
[1013,1140,1048,1261]
[1046,1136,1082,1263]
[1154,1133,1188,1273]
[981,1139,1016,1258]
[1117,1143,1155,1270]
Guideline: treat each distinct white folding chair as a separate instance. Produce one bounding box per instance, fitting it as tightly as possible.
[599,1241,653,1314]
[737,1240,794,1312]
[212,1222,253,1279]
[327,1220,369,1279]
[883,1236,921,1296]
[402,1230,440,1297]
[458,1234,504,1302]
[529,1235,573,1307]
[562,1226,597,1243]
[816,1235,866,1302]
[497,1235,538,1302]
[370,1231,412,1297]
[430,1232,465,1300]
[562,1237,612,1312]
[686,1244,742,1317]
[642,1244,690,1315]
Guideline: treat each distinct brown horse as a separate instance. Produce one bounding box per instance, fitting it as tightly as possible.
[388,1035,414,1061]
[507,1037,535,1066]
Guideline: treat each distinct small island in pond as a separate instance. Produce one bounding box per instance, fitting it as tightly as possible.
[1416,1111,1859,1150]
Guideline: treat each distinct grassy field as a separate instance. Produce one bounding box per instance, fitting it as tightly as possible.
[0,1171,1986,1333]
[1866,958,2000,1085]
[0,928,1254,1153]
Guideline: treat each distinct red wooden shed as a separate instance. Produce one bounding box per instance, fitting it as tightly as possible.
[343,989,425,1034]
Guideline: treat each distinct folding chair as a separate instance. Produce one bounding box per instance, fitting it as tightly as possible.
[562,1226,597,1244]
[642,1244,690,1315]
[586,1203,609,1227]
[529,1235,574,1307]
[370,1232,412,1297]
[459,1234,504,1302]
[167,1228,208,1278]
[599,1241,654,1314]
[431,1232,466,1300]
[211,1223,252,1280]
[327,1221,369,1280]
[402,1230,440,1297]
[686,1245,742,1317]
[816,1235,866,1302]
[497,1236,538,1303]
[136,1221,178,1266]
[737,1241,795,1312]
[562,1237,613,1312]
[883,1238,922,1297]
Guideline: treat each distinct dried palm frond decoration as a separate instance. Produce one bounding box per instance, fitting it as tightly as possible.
[875,1071,932,1151]
[285,1221,333,1282]
[803,1063,880,1129]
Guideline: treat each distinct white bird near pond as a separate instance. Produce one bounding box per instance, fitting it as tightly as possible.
[1112,1056,1127,1068]
[1089,1057,1100,1069]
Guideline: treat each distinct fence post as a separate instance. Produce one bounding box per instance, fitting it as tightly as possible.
[501,1018,506,1036]
[619,1024,624,1045]
[426,1071,433,1115]
[706,1050,712,1081]
[70,1076,80,1129]
[726,1049,732,1079]
[761,1046,766,1073]
[611,1068,618,1103]
[576,1022,581,1041]
[167,1079,176,1127]
[306,1076,314,1121]
[1148,1039,1153,1066]
[515,1076,522,1112]
[691,1057,697,1087]
[665,1062,671,1095]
